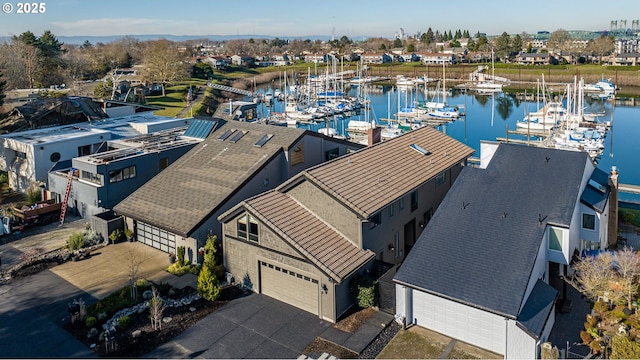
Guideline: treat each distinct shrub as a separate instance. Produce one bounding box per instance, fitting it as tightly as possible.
[611,335,640,359]
[586,313,597,327]
[85,316,97,328]
[68,232,86,250]
[197,265,220,302]
[593,301,609,314]
[109,229,123,243]
[213,264,225,281]
[124,228,133,240]
[580,330,593,344]
[26,186,42,203]
[177,246,185,265]
[0,171,7,184]
[587,327,599,339]
[135,278,150,288]
[349,274,376,308]
[189,265,201,275]
[589,339,602,355]
[117,315,130,329]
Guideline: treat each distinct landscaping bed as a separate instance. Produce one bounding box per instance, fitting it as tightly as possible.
[64,284,245,357]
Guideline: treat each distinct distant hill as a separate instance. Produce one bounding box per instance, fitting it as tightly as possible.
[0,34,333,44]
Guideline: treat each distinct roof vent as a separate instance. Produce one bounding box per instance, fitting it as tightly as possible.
[545,156,551,163]
[462,202,469,210]
[410,143,431,156]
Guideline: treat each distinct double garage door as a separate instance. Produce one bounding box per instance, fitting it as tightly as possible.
[259,261,319,315]
[137,222,176,253]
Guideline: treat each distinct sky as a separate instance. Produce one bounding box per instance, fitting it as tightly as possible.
[0,0,639,39]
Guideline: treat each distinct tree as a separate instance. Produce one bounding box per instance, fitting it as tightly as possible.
[495,32,511,59]
[548,29,571,51]
[511,34,523,55]
[0,70,6,109]
[125,251,142,300]
[148,286,166,330]
[406,43,415,53]
[567,252,617,303]
[612,248,640,309]
[197,265,220,302]
[203,234,217,272]
[588,35,615,64]
[94,79,113,99]
[393,38,403,48]
[421,28,434,44]
[142,39,188,96]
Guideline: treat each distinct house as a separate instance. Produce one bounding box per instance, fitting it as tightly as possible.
[0,114,194,193]
[394,142,616,359]
[47,119,218,219]
[613,52,640,66]
[217,126,474,322]
[518,53,551,65]
[230,54,255,67]
[113,120,363,261]
[204,56,227,70]
[418,52,455,65]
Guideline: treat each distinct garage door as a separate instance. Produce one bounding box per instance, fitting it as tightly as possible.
[136,222,176,253]
[260,261,319,315]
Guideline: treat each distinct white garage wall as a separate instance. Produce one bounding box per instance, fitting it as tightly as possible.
[410,289,506,356]
[507,321,536,359]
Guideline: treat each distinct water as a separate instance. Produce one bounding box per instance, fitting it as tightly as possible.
[251,84,640,186]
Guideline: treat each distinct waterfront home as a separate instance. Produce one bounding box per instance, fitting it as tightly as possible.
[518,53,552,65]
[0,113,193,193]
[394,142,617,359]
[113,120,363,262]
[417,52,455,65]
[230,54,255,67]
[218,126,474,322]
[47,119,217,219]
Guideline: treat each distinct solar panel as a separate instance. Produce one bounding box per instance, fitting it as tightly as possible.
[254,134,273,147]
[184,119,216,139]
[229,130,247,143]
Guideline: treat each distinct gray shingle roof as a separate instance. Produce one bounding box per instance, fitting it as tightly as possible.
[394,144,589,318]
[297,126,474,218]
[517,279,557,338]
[114,120,306,237]
[225,190,375,283]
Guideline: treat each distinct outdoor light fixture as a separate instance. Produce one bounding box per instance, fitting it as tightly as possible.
[321,284,328,294]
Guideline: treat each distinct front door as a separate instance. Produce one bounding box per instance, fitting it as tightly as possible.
[404,219,416,255]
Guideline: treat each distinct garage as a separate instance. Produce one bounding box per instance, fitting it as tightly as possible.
[259,261,319,315]
[136,221,176,253]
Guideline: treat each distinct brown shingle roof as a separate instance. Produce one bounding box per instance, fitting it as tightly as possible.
[114,120,306,237]
[234,190,375,283]
[294,126,474,218]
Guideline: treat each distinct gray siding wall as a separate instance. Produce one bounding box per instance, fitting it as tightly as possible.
[286,181,362,246]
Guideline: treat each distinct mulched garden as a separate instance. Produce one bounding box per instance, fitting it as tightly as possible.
[63,284,245,358]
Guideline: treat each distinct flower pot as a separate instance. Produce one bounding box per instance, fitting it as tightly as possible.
[168,255,176,264]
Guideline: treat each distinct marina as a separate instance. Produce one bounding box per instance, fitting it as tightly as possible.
[246,80,640,189]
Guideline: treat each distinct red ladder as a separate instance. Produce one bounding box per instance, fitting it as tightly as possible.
[59,169,74,225]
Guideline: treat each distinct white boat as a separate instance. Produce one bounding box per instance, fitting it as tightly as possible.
[516,102,566,130]
[583,79,616,98]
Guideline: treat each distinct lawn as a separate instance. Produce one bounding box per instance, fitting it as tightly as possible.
[145,79,208,117]
[376,327,447,359]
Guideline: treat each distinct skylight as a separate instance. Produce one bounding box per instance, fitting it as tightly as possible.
[217,129,235,141]
[588,178,606,193]
[229,130,247,143]
[409,143,431,156]
[254,134,273,147]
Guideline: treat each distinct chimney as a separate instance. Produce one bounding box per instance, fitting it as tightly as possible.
[607,166,619,248]
[368,127,381,146]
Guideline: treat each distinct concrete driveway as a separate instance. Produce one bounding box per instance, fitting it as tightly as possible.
[147,294,334,359]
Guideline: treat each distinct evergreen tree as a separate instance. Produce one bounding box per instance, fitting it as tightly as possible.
[463,30,470,38]
[197,265,221,302]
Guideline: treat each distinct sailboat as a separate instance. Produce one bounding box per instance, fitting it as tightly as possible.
[474,49,503,93]
[421,62,461,119]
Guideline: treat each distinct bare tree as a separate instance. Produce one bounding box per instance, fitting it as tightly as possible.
[566,252,617,303]
[613,247,640,309]
[148,286,165,330]
[142,39,188,96]
[547,29,571,52]
[126,251,142,300]
[587,35,615,64]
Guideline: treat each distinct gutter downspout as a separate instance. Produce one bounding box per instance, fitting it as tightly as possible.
[504,317,508,359]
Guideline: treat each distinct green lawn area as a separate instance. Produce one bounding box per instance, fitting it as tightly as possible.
[145,79,207,117]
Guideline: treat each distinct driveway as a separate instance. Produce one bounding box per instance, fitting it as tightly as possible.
[147,294,334,359]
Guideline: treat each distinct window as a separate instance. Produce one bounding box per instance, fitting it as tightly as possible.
[389,203,394,217]
[81,170,101,184]
[78,145,91,157]
[399,198,404,210]
[410,191,418,212]
[549,228,563,251]
[582,213,596,230]
[14,150,26,159]
[436,172,446,186]
[325,148,339,161]
[109,165,136,183]
[237,215,258,242]
[370,212,381,229]
[50,152,61,162]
